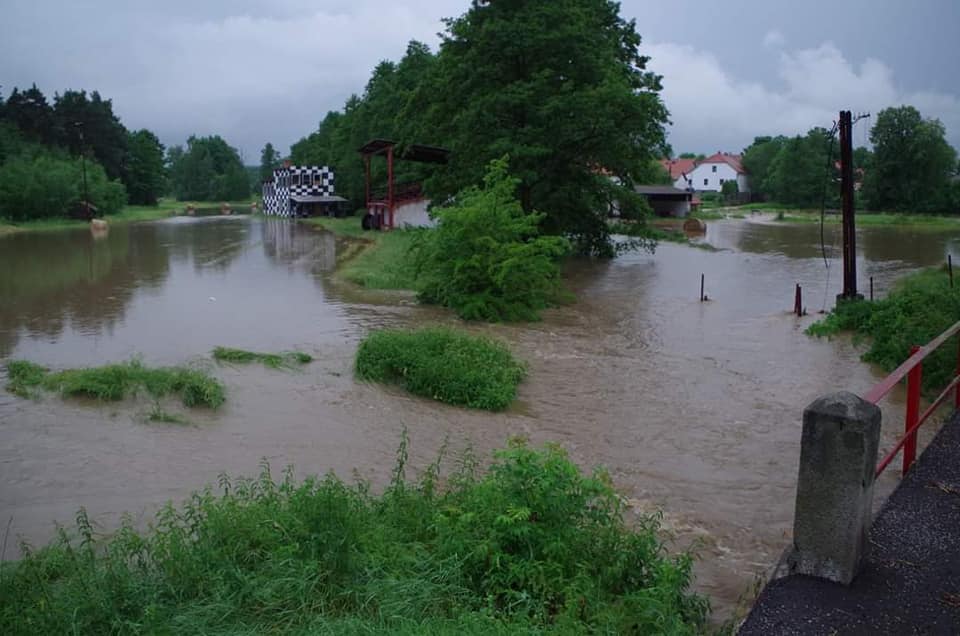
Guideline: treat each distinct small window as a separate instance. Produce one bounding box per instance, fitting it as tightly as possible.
[712,165,717,173]
[703,178,708,186]
[719,178,725,184]
[314,174,323,186]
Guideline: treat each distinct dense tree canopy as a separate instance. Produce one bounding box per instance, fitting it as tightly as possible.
[764,128,835,207]
[862,106,958,213]
[167,135,249,201]
[290,1,669,256]
[740,136,786,197]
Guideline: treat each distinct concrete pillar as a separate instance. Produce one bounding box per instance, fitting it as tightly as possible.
[788,391,881,584]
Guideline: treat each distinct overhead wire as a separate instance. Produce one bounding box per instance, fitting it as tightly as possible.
[819,121,839,311]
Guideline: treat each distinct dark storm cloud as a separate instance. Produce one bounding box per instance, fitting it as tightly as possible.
[2,0,957,160]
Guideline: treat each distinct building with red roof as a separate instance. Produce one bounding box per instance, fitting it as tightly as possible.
[685,152,750,193]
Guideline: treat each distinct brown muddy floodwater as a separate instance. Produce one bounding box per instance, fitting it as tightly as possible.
[2,214,959,624]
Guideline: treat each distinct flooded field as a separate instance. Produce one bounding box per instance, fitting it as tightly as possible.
[2,214,958,623]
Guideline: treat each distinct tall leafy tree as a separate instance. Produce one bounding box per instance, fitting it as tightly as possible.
[862,105,957,213]
[765,128,834,207]
[421,0,669,256]
[124,129,165,205]
[741,136,786,198]
[52,90,129,180]
[259,142,281,181]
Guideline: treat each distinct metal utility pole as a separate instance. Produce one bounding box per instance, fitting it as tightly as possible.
[837,110,870,302]
[76,122,90,219]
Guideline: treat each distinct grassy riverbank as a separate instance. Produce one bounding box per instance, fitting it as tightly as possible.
[0,439,708,634]
[807,267,959,391]
[726,204,960,228]
[303,216,421,290]
[0,198,257,235]
[356,328,526,410]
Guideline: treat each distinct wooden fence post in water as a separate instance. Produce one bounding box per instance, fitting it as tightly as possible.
[700,274,705,302]
[794,284,803,316]
[788,391,881,584]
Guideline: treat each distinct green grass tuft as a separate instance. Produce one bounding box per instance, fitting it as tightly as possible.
[3,359,225,408]
[356,328,526,410]
[212,346,313,369]
[0,439,708,634]
[807,268,960,391]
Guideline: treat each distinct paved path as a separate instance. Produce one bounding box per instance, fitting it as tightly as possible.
[740,410,960,635]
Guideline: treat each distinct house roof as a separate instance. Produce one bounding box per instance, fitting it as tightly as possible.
[358,139,450,164]
[660,158,698,180]
[700,152,745,174]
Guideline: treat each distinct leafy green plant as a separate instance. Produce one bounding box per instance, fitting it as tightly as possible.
[3,358,225,408]
[355,327,526,410]
[0,439,708,634]
[413,158,571,322]
[212,346,313,369]
[807,268,960,391]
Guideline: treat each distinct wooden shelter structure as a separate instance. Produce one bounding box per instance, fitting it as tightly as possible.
[358,139,449,229]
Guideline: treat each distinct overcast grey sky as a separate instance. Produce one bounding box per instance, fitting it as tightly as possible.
[2,0,958,161]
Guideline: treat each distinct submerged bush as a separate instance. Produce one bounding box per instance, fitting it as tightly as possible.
[355,327,525,410]
[3,358,225,408]
[212,346,313,368]
[0,439,708,634]
[807,267,960,391]
[413,158,570,321]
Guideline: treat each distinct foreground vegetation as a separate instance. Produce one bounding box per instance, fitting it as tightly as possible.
[356,328,526,410]
[0,439,708,634]
[807,268,959,391]
[212,347,313,369]
[4,358,225,408]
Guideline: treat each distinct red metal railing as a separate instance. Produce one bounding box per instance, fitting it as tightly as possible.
[865,320,960,477]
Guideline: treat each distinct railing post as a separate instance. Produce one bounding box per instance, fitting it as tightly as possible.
[956,336,960,410]
[788,391,881,584]
[903,345,922,475]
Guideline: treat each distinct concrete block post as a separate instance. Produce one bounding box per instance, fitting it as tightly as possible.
[788,391,881,584]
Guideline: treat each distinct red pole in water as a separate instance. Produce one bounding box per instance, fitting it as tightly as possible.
[903,345,922,476]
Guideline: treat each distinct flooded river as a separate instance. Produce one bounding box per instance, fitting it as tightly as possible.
[1,214,959,623]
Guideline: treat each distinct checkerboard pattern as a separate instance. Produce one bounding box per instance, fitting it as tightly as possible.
[262,166,335,217]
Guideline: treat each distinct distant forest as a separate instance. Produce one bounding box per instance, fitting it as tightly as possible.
[0,85,249,222]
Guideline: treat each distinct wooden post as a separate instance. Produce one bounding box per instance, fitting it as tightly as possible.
[794,284,803,316]
[839,111,858,300]
[700,274,705,302]
[870,276,874,301]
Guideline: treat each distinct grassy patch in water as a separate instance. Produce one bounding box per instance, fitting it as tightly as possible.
[807,267,960,391]
[356,328,526,410]
[0,439,708,634]
[146,404,192,425]
[3,359,225,408]
[212,346,313,369]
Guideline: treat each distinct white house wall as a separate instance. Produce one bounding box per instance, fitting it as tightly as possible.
[687,162,742,192]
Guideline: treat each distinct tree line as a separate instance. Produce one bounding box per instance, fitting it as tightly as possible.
[0,84,250,223]
[739,105,959,213]
[289,0,671,257]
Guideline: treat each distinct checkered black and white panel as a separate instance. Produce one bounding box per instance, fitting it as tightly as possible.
[261,166,336,217]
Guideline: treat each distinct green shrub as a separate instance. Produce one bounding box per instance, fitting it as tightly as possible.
[3,358,225,408]
[807,268,960,391]
[0,439,708,634]
[0,151,126,222]
[355,328,526,410]
[413,158,570,321]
